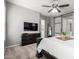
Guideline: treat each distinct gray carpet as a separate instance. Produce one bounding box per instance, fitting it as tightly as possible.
[4,43,46,59]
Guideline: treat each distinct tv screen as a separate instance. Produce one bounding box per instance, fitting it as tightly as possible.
[24,22,38,31]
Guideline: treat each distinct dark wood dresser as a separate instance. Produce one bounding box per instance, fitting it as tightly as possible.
[21,33,40,46]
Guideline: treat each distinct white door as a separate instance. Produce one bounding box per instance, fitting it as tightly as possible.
[41,20,45,38]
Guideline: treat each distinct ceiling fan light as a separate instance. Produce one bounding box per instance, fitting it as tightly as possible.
[52,8,58,13]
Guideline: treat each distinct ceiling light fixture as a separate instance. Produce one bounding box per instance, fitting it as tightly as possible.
[52,8,58,13]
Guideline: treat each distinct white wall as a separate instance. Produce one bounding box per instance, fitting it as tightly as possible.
[6,2,40,47]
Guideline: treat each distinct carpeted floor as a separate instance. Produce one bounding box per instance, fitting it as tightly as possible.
[4,43,46,59]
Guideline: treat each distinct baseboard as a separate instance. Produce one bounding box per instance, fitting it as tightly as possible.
[6,44,21,48]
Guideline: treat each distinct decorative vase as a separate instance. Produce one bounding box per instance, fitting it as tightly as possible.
[61,35,68,40]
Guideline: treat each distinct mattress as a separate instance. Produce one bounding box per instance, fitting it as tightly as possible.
[37,36,74,59]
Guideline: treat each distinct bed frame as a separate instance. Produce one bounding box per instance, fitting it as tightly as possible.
[36,49,57,59]
[36,38,57,59]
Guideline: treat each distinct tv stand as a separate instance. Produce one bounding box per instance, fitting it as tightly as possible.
[21,33,40,46]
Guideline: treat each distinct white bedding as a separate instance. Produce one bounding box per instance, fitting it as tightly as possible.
[37,36,74,59]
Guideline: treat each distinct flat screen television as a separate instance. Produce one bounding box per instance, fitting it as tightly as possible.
[24,22,38,31]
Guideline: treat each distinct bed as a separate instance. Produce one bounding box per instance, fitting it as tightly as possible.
[37,36,74,59]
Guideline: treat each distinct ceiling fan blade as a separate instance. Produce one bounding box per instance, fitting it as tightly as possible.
[42,5,51,7]
[56,7,61,13]
[59,4,69,7]
[48,9,53,13]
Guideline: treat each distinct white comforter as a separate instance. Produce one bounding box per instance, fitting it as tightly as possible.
[37,36,74,59]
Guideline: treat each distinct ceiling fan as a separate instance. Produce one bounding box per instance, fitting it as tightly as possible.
[42,0,69,13]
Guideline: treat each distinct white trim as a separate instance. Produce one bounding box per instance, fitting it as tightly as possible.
[6,44,20,48]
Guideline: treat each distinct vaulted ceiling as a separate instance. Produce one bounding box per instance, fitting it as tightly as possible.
[6,0,74,17]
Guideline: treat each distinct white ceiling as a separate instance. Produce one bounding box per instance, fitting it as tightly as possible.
[7,0,74,17]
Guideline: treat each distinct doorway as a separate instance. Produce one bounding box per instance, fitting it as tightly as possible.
[41,20,45,38]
